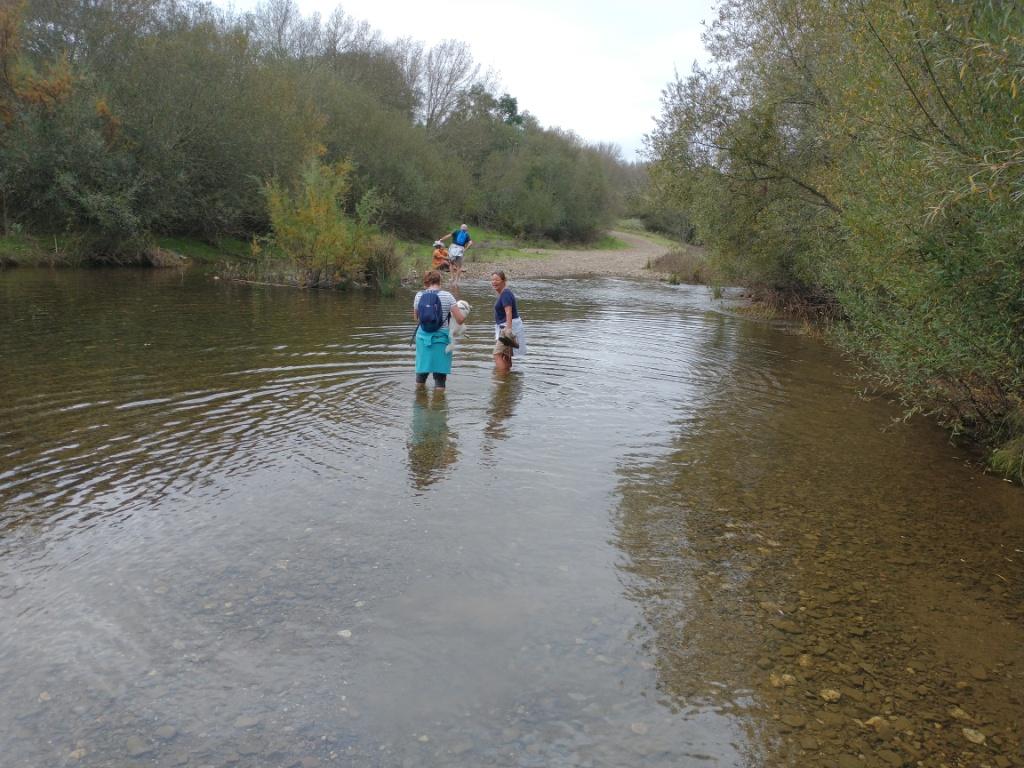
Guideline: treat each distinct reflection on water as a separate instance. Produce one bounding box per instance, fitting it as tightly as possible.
[0,270,1021,767]
[483,371,523,450]
[407,389,458,490]
[614,320,1024,766]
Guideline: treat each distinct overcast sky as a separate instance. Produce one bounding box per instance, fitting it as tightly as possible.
[249,0,716,161]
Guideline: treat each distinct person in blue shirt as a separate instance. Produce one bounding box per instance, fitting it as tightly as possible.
[490,270,526,372]
[438,224,473,285]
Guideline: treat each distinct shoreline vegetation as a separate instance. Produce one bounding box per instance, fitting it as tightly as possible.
[0,223,679,282]
[1,0,642,287]
[643,1,1024,485]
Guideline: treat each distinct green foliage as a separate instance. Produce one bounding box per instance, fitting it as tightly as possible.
[264,159,358,285]
[6,0,626,265]
[155,236,251,264]
[362,234,402,296]
[263,159,400,291]
[473,129,614,242]
[991,406,1024,485]
[588,235,629,251]
[646,0,1024,478]
[650,247,714,285]
[112,10,322,236]
[314,78,451,234]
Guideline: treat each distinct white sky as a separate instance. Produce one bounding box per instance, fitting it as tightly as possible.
[276,0,717,161]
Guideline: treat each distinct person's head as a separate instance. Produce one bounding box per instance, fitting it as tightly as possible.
[424,270,442,287]
[433,240,444,249]
[460,224,468,232]
[490,271,507,292]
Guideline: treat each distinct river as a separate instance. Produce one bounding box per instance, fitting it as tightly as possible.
[1,268,1021,767]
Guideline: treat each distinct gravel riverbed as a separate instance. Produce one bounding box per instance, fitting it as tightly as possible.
[459,230,673,281]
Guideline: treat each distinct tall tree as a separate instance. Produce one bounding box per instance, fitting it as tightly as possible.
[420,40,480,128]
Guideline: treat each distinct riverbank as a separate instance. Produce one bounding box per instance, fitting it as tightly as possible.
[0,233,253,268]
[2,228,690,285]
[453,230,684,281]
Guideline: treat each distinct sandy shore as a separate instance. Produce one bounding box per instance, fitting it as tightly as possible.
[459,230,672,281]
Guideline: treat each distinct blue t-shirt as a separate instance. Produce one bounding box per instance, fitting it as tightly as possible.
[452,229,471,246]
[494,287,519,325]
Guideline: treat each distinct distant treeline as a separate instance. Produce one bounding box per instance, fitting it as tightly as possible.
[0,0,637,255]
[645,0,1024,479]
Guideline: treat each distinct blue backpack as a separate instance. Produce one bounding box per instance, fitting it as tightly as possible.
[418,291,446,333]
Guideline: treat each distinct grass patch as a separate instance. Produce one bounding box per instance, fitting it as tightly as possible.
[648,245,714,285]
[594,234,630,250]
[549,233,629,251]
[615,219,682,250]
[615,217,648,233]
[991,435,1024,484]
[1,231,254,268]
[155,236,252,264]
[0,232,82,266]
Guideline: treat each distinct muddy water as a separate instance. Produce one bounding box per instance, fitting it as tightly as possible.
[0,269,1021,768]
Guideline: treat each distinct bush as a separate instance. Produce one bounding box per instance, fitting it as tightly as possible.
[649,247,714,284]
[264,159,362,287]
[363,234,401,295]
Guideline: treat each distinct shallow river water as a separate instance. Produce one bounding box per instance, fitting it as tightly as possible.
[0,268,1022,768]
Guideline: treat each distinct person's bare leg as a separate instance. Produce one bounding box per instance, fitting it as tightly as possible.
[493,352,512,373]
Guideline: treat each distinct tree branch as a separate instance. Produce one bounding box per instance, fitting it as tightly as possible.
[901,0,970,143]
[859,3,969,155]
[689,136,842,213]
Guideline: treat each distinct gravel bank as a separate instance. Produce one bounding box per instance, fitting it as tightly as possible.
[460,230,672,281]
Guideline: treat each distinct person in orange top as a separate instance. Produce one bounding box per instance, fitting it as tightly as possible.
[431,240,451,272]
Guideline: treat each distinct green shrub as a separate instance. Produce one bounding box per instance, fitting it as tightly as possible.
[363,234,401,296]
[264,159,362,287]
[650,247,714,285]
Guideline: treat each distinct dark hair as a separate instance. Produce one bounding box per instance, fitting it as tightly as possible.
[424,270,442,286]
[491,270,507,282]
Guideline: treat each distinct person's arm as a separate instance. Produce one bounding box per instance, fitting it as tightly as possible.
[441,292,464,323]
[503,304,513,331]
[438,233,452,243]
[466,238,473,250]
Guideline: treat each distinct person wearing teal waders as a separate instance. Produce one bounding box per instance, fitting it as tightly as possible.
[413,270,466,390]
[438,223,473,285]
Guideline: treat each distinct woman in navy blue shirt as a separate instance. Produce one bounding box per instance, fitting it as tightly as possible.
[491,271,526,372]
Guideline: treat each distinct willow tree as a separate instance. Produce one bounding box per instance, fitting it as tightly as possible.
[647,0,1024,476]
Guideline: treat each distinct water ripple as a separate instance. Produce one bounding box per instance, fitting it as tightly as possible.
[0,277,810,539]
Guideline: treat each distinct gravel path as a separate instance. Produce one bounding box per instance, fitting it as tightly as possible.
[460,230,672,280]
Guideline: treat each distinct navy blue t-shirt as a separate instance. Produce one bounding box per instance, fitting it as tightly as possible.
[494,287,519,324]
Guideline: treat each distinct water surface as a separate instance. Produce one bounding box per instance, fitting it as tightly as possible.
[1,268,1021,767]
